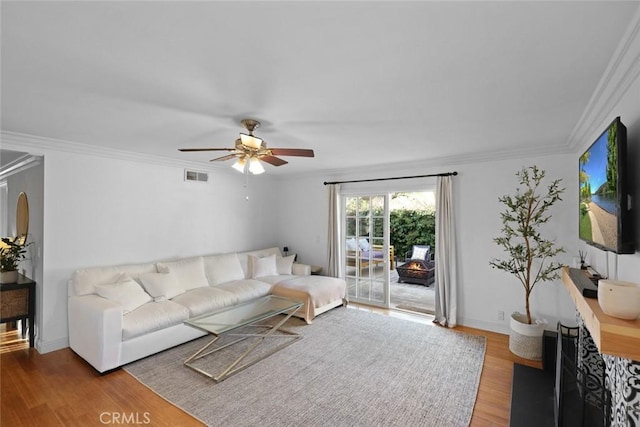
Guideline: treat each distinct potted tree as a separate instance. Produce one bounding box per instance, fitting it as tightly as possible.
[490,166,565,360]
[0,237,30,284]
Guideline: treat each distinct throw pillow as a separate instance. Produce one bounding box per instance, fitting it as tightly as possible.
[250,254,278,278]
[95,276,152,314]
[276,254,296,275]
[139,272,185,301]
[346,238,358,251]
[157,257,209,291]
[411,245,430,260]
[203,253,245,285]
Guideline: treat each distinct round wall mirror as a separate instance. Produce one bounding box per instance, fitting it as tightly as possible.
[16,192,29,244]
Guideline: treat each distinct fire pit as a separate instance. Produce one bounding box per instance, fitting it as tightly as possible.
[396,259,434,286]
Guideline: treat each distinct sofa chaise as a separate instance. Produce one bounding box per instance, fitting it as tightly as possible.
[67,247,347,373]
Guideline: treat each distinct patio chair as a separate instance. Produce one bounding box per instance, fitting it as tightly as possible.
[346,238,395,273]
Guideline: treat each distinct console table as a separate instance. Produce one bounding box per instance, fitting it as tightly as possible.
[0,274,36,347]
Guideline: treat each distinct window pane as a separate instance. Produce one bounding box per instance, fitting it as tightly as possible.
[359,218,370,237]
[345,197,357,216]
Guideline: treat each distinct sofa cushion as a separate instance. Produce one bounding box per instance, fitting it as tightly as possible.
[139,272,185,301]
[215,279,272,303]
[157,257,209,291]
[170,287,239,317]
[358,238,371,251]
[202,253,245,286]
[346,237,358,251]
[122,300,190,341]
[276,255,296,275]
[95,276,152,314]
[72,262,157,296]
[250,254,278,278]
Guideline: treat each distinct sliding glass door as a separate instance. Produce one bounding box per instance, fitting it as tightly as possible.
[344,194,390,307]
[341,188,437,314]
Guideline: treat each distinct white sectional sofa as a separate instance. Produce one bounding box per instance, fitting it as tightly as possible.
[67,247,347,373]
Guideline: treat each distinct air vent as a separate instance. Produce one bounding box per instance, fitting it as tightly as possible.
[184,169,208,183]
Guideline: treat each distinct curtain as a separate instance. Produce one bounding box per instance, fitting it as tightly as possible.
[326,184,341,277]
[434,176,457,327]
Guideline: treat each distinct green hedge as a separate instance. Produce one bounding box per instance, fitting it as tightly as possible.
[371,210,435,261]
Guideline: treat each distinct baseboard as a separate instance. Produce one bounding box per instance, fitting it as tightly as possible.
[457,316,511,335]
[36,337,69,354]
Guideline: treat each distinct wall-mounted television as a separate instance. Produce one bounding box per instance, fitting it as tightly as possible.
[578,116,634,254]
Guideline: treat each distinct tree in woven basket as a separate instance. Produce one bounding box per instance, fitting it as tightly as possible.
[490,166,565,324]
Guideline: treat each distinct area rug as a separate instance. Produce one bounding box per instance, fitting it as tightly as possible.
[124,308,486,427]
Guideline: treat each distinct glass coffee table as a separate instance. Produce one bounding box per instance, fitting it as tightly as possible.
[183,295,303,382]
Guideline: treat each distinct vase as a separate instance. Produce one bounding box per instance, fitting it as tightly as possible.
[509,312,547,360]
[0,270,19,284]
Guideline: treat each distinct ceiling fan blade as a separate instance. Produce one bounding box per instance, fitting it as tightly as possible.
[210,154,238,162]
[178,148,234,152]
[269,148,315,157]
[260,155,288,166]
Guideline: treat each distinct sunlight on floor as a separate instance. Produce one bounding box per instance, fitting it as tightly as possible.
[0,323,29,354]
[347,302,436,326]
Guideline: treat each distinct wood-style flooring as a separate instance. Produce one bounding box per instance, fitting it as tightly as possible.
[1,305,541,426]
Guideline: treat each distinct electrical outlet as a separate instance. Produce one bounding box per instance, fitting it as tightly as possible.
[497,311,504,321]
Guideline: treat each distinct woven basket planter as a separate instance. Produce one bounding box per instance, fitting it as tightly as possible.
[509,312,547,360]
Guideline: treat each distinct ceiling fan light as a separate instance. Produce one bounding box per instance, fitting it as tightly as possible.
[231,157,246,173]
[240,133,263,149]
[249,157,265,175]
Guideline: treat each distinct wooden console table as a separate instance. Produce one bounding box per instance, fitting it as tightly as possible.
[561,267,640,361]
[0,274,36,347]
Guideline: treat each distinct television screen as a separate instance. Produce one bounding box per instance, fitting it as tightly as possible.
[578,117,633,254]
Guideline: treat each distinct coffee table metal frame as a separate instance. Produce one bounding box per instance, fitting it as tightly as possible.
[183,295,303,382]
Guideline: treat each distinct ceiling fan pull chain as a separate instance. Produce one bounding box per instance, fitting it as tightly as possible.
[244,164,250,201]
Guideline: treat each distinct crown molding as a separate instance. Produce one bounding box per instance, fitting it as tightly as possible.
[567,5,640,150]
[280,142,573,183]
[4,127,573,184]
[0,153,41,180]
[0,130,228,173]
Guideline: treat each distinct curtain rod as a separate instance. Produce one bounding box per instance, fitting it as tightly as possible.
[323,171,457,186]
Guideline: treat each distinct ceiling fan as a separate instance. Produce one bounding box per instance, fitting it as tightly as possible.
[179,119,314,174]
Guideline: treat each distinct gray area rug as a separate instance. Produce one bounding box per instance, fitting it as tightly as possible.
[124,308,486,427]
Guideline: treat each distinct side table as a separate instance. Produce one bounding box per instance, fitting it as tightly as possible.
[310,265,323,275]
[1,274,36,347]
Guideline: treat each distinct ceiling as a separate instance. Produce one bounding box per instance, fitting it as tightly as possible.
[2,1,639,175]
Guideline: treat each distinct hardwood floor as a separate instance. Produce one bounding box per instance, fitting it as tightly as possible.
[1,305,541,426]
[1,323,29,355]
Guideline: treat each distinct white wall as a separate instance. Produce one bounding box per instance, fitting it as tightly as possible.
[275,155,579,334]
[456,156,577,333]
[34,150,278,352]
